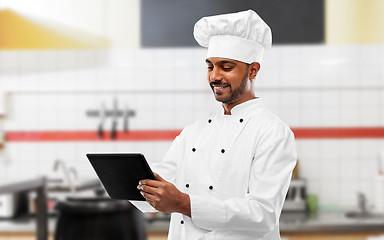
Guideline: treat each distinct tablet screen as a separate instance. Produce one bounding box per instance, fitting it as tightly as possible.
[86,153,156,201]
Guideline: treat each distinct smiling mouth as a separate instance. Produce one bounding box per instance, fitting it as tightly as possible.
[213,86,228,90]
[212,85,229,94]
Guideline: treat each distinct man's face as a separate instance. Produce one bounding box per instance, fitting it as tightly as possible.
[206,57,252,105]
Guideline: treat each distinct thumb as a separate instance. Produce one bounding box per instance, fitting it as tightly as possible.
[153,172,165,182]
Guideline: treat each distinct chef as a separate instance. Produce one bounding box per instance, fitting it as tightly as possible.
[134,9,297,240]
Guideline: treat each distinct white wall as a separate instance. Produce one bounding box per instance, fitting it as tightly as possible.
[1,45,384,210]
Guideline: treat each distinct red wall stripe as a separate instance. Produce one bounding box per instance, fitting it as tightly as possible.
[5,130,182,142]
[292,127,384,139]
[4,127,384,141]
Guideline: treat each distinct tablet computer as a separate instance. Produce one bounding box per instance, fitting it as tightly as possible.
[86,153,156,201]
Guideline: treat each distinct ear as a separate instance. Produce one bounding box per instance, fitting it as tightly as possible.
[249,62,260,80]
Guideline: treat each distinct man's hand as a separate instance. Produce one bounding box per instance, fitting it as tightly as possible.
[138,173,191,217]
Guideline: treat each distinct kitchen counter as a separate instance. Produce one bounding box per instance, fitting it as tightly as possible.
[1,210,384,235]
[280,211,384,233]
[144,210,384,233]
[0,214,168,233]
[0,177,45,193]
[0,214,167,234]
[0,177,48,240]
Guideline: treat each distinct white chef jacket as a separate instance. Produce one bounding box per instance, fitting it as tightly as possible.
[133,98,296,240]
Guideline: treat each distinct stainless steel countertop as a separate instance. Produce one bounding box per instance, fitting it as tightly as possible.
[280,210,384,232]
[1,210,384,234]
[0,177,45,194]
[145,210,384,233]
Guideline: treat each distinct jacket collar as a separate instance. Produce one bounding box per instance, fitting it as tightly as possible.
[220,97,262,116]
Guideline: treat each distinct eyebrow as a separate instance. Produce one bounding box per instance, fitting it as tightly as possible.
[205,59,237,65]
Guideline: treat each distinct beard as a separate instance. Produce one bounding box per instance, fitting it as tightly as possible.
[211,70,249,104]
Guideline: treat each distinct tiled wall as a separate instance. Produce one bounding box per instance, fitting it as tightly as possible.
[0,45,384,209]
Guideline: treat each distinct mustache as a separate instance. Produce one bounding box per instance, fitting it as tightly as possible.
[210,81,230,88]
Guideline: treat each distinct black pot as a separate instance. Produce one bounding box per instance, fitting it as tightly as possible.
[54,197,146,240]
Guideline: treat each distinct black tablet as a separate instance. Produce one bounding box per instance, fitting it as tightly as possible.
[86,153,156,201]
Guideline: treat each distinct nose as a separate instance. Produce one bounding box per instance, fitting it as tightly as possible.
[209,67,223,82]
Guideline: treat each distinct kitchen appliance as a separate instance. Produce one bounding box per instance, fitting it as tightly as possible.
[0,192,28,218]
[0,194,16,218]
[283,178,307,212]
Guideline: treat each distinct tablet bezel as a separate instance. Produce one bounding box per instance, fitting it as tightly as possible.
[86,152,156,201]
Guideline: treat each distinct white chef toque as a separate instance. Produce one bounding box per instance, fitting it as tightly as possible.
[193,9,272,64]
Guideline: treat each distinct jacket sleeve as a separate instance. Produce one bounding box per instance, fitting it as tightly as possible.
[190,122,297,238]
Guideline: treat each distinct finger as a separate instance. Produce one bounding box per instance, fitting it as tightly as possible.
[138,179,146,185]
[141,179,163,187]
[137,184,158,194]
[141,191,158,202]
[153,172,165,182]
[139,178,161,186]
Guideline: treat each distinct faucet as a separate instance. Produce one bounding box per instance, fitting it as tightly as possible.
[68,167,78,181]
[53,159,76,195]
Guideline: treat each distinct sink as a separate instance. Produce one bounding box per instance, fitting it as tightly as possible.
[345,211,384,219]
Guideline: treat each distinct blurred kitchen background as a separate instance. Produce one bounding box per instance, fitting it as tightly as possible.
[1,0,384,239]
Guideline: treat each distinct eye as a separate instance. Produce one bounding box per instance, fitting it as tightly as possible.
[222,66,233,71]
[207,66,213,71]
